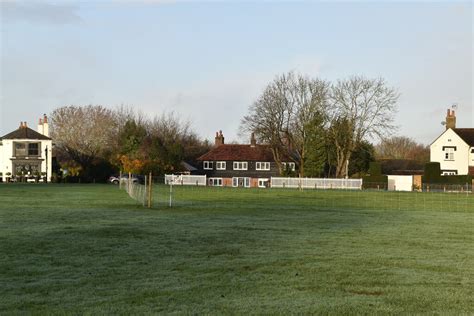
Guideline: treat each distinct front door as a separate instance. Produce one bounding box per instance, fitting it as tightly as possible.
[232,177,250,188]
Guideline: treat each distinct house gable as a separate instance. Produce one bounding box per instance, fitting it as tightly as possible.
[430,128,471,175]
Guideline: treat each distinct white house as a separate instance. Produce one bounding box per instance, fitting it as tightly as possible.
[430,109,474,176]
[0,115,53,182]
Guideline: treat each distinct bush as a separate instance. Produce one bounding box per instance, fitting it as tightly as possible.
[422,162,472,185]
[362,175,388,189]
[424,162,441,180]
[368,162,382,176]
[423,175,472,185]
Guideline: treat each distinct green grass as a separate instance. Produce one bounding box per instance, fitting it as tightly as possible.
[1,184,473,314]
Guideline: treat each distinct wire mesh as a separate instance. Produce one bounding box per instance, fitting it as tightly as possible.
[123,177,474,213]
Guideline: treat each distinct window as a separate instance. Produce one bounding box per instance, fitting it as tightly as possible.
[444,148,454,161]
[232,177,250,187]
[233,161,248,170]
[471,149,474,154]
[258,178,269,188]
[282,162,296,171]
[28,143,39,156]
[208,178,223,186]
[442,171,457,175]
[203,161,214,170]
[256,162,270,171]
[216,161,226,170]
[14,143,27,157]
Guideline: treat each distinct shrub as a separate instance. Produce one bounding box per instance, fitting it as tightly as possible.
[368,162,382,176]
[424,162,441,180]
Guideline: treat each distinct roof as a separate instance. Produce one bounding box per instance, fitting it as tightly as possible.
[197,144,276,161]
[379,159,425,175]
[181,161,197,171]
[453,128,474,146]
[1,126,51,140]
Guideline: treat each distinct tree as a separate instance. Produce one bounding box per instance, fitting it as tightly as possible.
[328,76,399,177]
[375,136,429,162]
[50,105,120,181]
[241,72,330,176]
[349,141,376,176]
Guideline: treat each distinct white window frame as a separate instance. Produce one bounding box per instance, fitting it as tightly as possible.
[233,161,248,170]
[209,177,223,186]
[216,161,226,170]
[232,177,250,188]
[256,162,270,171]
[282,162,296,171]
[203,161,214,170]
[444,148,454,161]
[442,171,457,176]
[258,178,269,188]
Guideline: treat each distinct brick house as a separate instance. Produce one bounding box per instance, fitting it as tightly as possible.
[196,131,295,188]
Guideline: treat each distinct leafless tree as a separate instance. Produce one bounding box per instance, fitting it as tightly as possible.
[375,136,429,162]
[241,72,330,175]
[50,105,120,169]
[329,76,399,177]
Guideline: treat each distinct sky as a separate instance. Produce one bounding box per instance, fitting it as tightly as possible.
[0,0,473,145]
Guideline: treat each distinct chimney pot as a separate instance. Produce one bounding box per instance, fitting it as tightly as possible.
[250,132,257,147]
[445,108,456,130]
[214,130,224,147]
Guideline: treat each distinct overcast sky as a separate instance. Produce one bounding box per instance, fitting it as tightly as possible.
[1,1,472,145]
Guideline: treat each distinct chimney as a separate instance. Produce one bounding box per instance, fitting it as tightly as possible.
[214,130,224,147]
[38,118,43,135]
[250,132,257,147]
[446,109,456,130]
[42,114,49,137]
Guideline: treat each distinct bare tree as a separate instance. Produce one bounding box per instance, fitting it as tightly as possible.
[329,76,399,177]
[50,105,120,174]
[241,72,330,176]
[375,136,429,162]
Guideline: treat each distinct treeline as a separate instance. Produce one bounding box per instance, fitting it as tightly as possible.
[50,72,429,182]
[50,106,210,182]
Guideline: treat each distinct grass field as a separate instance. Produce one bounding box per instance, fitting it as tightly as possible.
[1,184,473,314]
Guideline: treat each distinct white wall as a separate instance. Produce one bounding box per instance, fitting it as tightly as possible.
[0,139,52,182]
[430,129,470,175]
[469,147,474,167]
[388,175,413,191]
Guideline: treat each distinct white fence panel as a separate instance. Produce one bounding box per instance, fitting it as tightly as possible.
[271,177,362,190]
[165,174,207,186]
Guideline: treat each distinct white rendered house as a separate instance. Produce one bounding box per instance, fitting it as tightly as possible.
[0,115,53,182]
[430,109,474,176]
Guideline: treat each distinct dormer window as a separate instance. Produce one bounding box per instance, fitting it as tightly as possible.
[256,162,270,171]
[203,161,213,170]
[282,162,296,171]
[216,161,226,170]
[233,161,248,170]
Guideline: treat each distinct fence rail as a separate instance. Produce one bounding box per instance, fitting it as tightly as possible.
[271,177,362,190]
[165,174,207,186]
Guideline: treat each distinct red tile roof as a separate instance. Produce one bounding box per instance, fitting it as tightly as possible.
[197,144,276,161]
